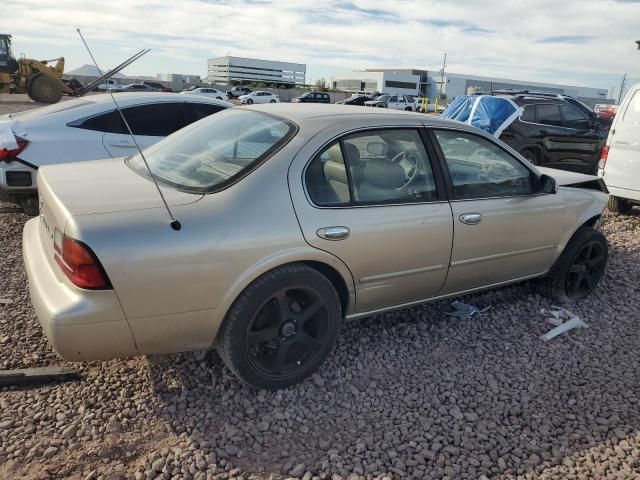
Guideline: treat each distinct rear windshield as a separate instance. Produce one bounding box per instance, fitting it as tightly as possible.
[127,109,297,193]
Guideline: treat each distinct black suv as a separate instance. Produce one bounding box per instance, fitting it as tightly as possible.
[292,92,331,103]
[498,93,607,174]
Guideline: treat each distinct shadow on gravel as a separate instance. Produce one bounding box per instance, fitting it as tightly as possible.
[146,214,640,480]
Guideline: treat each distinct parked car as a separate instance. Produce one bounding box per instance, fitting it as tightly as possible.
[336,95,372,106]
[227,86,252,99]
[498,93,608,174]
[292,92,331,104]
[598,82,640,213]
[238,91,279,104]
[350,91,373,99]
[143,81,172,92]
[494,90,613,129]
[364,94,416,111]
[113,83,159,93]
[180,87,225,100]
[0,93,232,214]
[93,79,122,92]
[23,105,609,389]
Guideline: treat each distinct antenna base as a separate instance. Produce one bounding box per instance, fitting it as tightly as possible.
[171,220,181,231]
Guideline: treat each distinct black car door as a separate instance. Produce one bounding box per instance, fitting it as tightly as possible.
[557,104,604,173]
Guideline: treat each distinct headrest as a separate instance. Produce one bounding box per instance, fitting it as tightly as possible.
[363,158,406,189]
[343,142,360,163]
[324,158,348,184]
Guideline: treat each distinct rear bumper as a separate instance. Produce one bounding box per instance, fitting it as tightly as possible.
[606,185,640,203]
[22,218,139,360]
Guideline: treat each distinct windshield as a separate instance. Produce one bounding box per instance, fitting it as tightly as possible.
[377,95,390,102]
[127,109,297,193]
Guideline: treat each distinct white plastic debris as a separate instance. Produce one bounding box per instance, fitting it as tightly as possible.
[540,307,588,341]
[445,300,491,319]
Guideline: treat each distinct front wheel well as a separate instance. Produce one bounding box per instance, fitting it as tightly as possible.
[582,214,601,228]
[302,260,350,314]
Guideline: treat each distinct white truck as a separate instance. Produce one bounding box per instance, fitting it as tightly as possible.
[94,79,122,92]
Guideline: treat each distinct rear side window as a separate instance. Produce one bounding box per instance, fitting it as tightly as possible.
[623,90,640,124]
[520,105,535,122]
[187,103,226,122]
[536,104,562,126]
[72,103,189,136]
[121,103,188,136]
[306,129,437,206]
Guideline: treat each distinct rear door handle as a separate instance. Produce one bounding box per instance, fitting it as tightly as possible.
[316,226,350,241]
[459,213,482,225]
[109,141,137,148]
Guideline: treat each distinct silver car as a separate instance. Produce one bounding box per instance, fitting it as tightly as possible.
[23,105,609,389]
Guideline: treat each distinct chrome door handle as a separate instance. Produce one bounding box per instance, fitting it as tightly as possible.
[316,226,350,241]
[459,213,482,225]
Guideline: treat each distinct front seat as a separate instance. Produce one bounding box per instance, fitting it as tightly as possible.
[357,158,406,203]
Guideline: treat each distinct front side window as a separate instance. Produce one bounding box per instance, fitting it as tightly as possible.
[434,130,533,200]
[305,129,437,206]
[560,105,589,130]
[127,109,296,193]
[520,105,535,122]
[623,90,640,124]
[536,104,562,126]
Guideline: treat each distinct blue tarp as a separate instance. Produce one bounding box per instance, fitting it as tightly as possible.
[441,95,523,137]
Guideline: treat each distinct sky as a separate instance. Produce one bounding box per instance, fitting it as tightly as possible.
[5,0,640,97]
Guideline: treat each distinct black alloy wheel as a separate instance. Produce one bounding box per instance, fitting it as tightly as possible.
[566,240,606,299]
[246,286,330,377]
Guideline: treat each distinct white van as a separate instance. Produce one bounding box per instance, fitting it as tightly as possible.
[598,82,640,213]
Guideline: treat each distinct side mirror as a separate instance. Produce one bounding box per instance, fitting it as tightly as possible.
[539,174,558,194]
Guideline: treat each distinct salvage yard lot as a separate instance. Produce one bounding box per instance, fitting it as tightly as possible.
[2,100,640,480]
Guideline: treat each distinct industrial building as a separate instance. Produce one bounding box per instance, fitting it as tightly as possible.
[156,73,201,92]
[207,56,306,86]
[330,68,612,106]
[330,70,425,96]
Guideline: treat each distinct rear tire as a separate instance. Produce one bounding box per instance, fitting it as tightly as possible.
[608,196,633,214]
[270,100,276,103]
[216,263,342,389]
[28,74,63,104]
[534,226,607,303]
[405,107,412,111]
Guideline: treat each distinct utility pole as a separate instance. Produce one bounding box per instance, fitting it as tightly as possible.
[439,52,447,100]
[618,73,627,105]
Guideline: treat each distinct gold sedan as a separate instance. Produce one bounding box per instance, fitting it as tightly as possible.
[23,104,609,389]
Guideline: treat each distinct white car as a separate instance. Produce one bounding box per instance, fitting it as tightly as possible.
[598,81,640,214]
[239,91,279,105]
[364,94,417,111]
[180,87,225,100]
[0,92,232,214]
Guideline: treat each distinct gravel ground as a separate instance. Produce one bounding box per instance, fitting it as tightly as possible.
[2,101,640,480]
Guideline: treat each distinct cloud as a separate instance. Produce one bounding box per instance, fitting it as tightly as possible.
[4,0,640,93]
[537,35,595,44]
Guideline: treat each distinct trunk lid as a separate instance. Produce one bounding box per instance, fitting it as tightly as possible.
[38,157,202,217]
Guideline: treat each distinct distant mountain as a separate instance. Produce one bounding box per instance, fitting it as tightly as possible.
[65,64,128,78]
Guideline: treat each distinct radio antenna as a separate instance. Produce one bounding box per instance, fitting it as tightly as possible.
[76,29,181,231]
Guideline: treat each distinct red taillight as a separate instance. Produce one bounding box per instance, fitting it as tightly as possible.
[54,235,111,289]
[598,145,609,170]
[0,136,29,160]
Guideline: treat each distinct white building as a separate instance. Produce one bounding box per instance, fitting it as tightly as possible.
[207,56,306,86]
[427,72,611,107]
[329,70,422,96]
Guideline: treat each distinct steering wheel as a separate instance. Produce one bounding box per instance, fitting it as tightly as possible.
[390,151,418,188]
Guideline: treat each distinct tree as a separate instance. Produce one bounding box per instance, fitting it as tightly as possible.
[315,78,328,92]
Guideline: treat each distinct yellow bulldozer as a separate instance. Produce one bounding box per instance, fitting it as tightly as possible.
[0,34,149,104]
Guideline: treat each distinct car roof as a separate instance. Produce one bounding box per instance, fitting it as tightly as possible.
[85,92,232,106]
[243,103,473,129]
